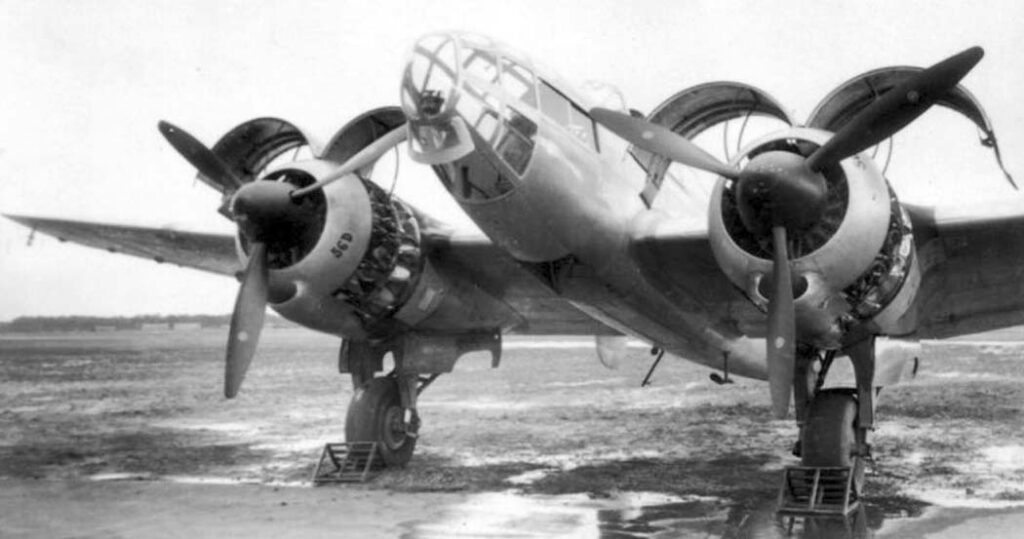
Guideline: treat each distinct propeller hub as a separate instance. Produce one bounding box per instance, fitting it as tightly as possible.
[230,180,314,244]
[736,151,828,236]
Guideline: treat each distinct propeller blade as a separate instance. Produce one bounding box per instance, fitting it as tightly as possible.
[292,125,408,199]
[590,108,740,180]
[806,46,983,171]
[158,120,244,189]
[767,226,796,419]
[224,242,269,398]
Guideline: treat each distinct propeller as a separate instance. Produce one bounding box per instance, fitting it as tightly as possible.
[160,119,408,397]
[766,226,795,418]
[805,46,983,171]
[291,125,408,199]
[221,180,308,398]
[225,241,268,398]
[591,46,984,418]
[589,108,739,179]
[157,121,244,190]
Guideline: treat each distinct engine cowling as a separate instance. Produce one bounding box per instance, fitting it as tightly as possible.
[223,107,521,341]
[709,127,920,348]
[231,160,427,339]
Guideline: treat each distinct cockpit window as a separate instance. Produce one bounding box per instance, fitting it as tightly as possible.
[462,48,498,85]
[497,106,536,174]
[539,81,570,126]
[501,59,536,107]
[568,103,597,150]
[459,79,502,144]
[539,80,597,150]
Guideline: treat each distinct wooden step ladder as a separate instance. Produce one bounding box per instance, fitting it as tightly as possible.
[777,464,860,516]
[311,442,383,485]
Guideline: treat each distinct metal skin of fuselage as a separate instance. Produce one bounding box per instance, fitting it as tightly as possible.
[399,32,916,384]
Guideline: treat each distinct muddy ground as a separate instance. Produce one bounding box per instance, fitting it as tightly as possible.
[2,328,1024,537]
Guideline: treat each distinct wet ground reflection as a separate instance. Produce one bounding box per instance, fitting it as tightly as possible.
[403,490,925,538]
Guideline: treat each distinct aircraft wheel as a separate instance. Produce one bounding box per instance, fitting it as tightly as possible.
[801,389,864,492]
[345,377,416,467]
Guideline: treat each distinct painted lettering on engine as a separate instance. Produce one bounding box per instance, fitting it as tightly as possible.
[330,232,354,258]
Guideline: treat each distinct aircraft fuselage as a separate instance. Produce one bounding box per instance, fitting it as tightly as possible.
[401,32,768,378]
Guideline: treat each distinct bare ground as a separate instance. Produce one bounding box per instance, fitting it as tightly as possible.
[2,328,1024,537]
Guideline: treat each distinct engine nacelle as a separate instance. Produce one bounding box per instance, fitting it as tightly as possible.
[225,107,521,340]
[709,128,920,347]
[234,160,381,338]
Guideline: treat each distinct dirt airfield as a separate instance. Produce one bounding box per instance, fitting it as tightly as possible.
[3,328,1024,538]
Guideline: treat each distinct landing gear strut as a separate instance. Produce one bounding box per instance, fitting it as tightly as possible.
[781,337,876,512]
[345,376,417,467]
[337,332,501,469]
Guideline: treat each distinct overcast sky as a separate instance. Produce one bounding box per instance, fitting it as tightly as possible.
[1,0,1022,320]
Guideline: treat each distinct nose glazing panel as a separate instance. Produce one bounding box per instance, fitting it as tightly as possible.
[403,34,475,164]
[402,34,458,119]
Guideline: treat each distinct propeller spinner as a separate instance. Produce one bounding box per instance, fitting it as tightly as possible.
[592,46,983,418]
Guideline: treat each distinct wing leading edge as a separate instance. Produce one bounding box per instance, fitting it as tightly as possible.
[4,214,240,277]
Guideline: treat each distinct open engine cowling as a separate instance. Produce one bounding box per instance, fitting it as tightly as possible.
[709,128,920,348]
[223,108,519,341]
[224,108,425,338]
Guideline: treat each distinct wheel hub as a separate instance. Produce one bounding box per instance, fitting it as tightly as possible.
[382,405,408,450]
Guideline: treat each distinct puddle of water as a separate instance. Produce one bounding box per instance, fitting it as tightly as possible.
[401,490,935,539]
[905,488,1024,509]
[403,490,721,538]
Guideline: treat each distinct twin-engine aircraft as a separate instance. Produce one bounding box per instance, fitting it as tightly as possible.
[8,32,1020,497]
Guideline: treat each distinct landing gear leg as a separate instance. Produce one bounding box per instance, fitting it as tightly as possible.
[846,335,876,490]
[345,376,417,467]
[792,346,834,457]
[339,340,426,468]
[337,333,498,468]
[798,337,875,495]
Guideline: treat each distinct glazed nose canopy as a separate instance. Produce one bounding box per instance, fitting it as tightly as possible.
[230,180,316,244]
[735,151,828,236]
[402,35,459,120]
[401,34,478,165]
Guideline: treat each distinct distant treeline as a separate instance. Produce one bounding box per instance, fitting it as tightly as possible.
[0,314,296,333]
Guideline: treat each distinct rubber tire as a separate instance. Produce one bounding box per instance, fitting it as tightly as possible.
[801,389,864,492]
[345,377,416,468]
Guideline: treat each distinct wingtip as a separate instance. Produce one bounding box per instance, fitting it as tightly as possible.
[2,213,31,225]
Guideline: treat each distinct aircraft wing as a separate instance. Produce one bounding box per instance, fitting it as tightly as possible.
[4,214,241,276]
[910,202,1024,338]
[4,213,613,335]
[636,203,1024,341]
[428,231,618,335]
